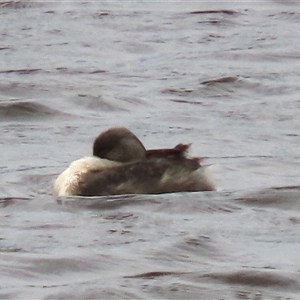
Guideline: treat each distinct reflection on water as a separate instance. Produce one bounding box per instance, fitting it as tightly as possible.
[1,0,300,299]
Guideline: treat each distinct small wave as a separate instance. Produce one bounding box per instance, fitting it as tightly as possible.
[56,194,160,210]
[197,75,292,100]
[189,10,238,16]
[268,10,300,23]
[163,75,293,101]
[56,191,239,216]
[162,76,242,100]
[187,9,240,27]
[174,234,221,260]
[54,67,107,75]
[235,186,300,210]
[20,173,56,197]
[0,197,31,208]
[0,100,72,121]
[0,68,41,75]
[203,269,300,289]
[0,0,45,9]
[200,76,240,85]
[69,94,126,112]
[162,87,194,97]
[125,268,300,290]
[124,270,187,279]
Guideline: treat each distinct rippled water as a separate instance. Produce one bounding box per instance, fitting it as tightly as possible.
[1,1,300,299]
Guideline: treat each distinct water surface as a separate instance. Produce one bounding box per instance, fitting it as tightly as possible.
[1,1,300,299]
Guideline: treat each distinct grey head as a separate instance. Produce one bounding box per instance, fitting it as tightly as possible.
[93,127,146,163]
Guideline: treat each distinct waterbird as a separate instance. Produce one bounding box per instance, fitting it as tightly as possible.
[54,127,215,196]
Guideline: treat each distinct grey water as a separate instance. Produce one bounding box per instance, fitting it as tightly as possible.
[1,1,300,299]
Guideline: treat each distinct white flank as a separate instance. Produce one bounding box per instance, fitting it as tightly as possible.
[54,156,121,196]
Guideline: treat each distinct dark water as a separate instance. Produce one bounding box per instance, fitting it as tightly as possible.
[1,1,300,299]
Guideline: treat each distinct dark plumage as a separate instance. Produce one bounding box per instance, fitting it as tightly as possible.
[54,127,214,196]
